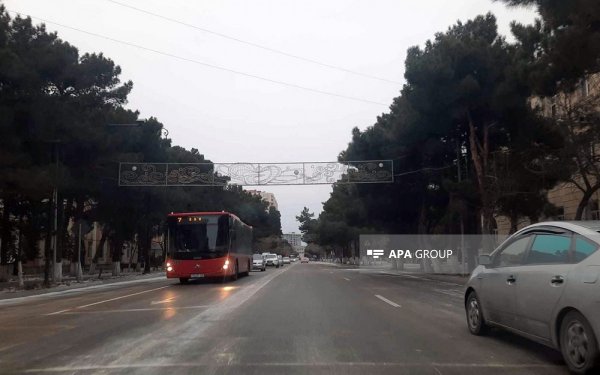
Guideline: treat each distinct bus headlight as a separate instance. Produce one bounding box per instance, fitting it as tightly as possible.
[167,266,173,272]
[223,259,230,270]
[166,262,172,267]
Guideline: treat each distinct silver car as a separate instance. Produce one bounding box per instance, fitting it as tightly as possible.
[265,253,279,268]
[252,254,266,271]
[465,221,600,374]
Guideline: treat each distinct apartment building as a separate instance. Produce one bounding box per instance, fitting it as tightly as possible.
[496,73,600,234]
[246,189,279,211]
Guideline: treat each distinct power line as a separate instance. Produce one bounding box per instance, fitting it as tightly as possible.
[6,10,389,107]
[394,165,454,177]
[105,0,403,85]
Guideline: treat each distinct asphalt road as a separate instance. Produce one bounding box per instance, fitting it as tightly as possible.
[0,262,568,374]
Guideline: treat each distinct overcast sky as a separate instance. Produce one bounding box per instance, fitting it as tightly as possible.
[4,0,536,233]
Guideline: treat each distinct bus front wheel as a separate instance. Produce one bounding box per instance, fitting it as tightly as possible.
[179,278,189,284]
[230,262,239,281]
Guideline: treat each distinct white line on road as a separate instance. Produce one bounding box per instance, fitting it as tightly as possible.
[46,285,170,315]
[343,277,351,281]
[0,276,166,307]
[85,265,292,363]
[60,305,210,314]
[374,294,401,308]
[150,296,176,305]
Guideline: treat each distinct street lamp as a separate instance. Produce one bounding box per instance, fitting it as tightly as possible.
[42,139,62,284]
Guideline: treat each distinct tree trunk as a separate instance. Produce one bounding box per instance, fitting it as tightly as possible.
[44,206,52,286]
[575,188,596,220]
[467,112,494,234]
[89,229,107,274]
[509,212,519,234]
[0,197,12,266]
[17,260,24,288]
[72,197,84,265]
[111,239,123,276]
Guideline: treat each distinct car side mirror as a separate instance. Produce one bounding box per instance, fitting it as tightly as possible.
[478,254,492,266]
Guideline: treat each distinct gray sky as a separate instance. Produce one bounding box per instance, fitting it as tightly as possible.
[4,0,536,233]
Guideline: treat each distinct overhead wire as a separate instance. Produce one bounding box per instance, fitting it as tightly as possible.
[104,0,403,85]
[6,9,390,107]
[394,165,454,177]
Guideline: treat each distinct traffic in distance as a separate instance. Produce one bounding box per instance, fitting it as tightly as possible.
[165,211,309,283]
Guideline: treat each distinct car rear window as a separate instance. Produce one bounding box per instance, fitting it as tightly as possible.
[574,235,598,262]
[527,234,571,264]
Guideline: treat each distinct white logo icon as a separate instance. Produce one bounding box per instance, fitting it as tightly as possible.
[367,249,385,259]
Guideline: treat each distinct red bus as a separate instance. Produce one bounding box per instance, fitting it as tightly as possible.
[165,211,253,283]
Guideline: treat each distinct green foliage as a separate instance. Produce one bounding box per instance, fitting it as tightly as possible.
[499,0,600,94]
[0,9,282,274]
[303,11,573,255]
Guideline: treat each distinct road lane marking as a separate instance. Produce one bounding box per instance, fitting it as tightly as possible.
[60,305,210,314]
[78,265,292,362]
[343,277,351,281]
[374,294,401,307]
[46,285,170,315]
[150,296,175,305]
[0,276,166,307]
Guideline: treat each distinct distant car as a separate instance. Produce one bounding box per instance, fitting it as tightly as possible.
[290,257,298,262]
[252,254,266,271]
[265,253,279,268]
[283,256,291,264]
[277,255,284,267]
[301,257,309,263]
[465,221,600,374]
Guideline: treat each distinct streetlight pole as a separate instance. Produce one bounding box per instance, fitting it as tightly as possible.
[76,221,82,282]
[45,140,62,284]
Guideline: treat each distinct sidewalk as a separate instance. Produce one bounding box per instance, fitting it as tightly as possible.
[0,270,165,301]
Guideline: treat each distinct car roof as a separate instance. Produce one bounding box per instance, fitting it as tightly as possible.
[515,221,600,237]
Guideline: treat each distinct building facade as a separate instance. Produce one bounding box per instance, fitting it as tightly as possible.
[282,232,302,247]
[496,73,600,235]
[246,190,278,211]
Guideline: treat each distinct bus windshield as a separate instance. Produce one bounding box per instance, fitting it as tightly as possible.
[168,215,229,259]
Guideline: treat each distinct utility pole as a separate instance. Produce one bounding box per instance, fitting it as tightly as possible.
[52,186,58,281]
[457,142,466,276]
[47,140,62,283]
[76,221,82,282]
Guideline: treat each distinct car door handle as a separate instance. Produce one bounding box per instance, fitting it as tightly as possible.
[506,275,516,284]
[551,275,565,285]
